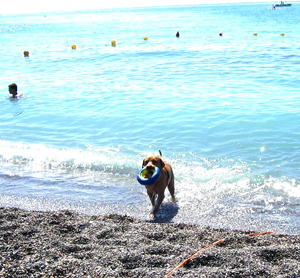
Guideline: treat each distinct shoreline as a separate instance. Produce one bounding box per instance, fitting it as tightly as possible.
[1,206,300,277]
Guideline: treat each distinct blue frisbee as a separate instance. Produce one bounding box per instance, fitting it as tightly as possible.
[137,167,160,186]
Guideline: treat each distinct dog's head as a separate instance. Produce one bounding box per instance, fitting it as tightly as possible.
[142,155,165,171]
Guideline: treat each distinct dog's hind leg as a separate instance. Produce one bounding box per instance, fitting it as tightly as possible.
[168,171,175,202]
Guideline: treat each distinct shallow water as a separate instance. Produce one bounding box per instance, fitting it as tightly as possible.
[1,3,300,234]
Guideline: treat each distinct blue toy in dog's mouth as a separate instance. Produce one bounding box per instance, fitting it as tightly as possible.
[137,167,160,185]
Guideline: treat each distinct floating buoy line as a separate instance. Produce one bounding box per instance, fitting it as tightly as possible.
[21,32,288,56]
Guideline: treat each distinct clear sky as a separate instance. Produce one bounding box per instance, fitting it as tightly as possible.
[1,0,278,15]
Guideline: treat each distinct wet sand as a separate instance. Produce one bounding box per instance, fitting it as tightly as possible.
[0,206,300,277]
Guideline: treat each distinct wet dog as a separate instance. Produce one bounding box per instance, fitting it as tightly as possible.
[142,153,175,218]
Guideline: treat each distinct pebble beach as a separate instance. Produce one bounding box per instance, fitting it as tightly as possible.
[1,206,300,277]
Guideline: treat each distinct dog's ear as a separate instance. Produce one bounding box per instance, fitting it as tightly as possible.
[159,158,165,169]
[142,158,147,167]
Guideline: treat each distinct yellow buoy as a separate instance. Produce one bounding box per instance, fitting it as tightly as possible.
[253,32,258,36]
[111,40,116,47]
[144,37,148,41]
[23,51,29,57]
[71,45,77,50]
[281,33,285,36]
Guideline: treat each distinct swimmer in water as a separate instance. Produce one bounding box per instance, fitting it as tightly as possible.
[8,83,24,98]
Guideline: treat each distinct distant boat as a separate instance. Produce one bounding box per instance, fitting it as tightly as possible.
[274,1,292,7]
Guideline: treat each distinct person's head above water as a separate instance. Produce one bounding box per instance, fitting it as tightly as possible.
[8,83,18,98]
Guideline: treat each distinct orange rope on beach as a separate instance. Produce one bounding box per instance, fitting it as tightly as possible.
[163,238,225,278]
[247,231,275,237]
[163,231,275,278]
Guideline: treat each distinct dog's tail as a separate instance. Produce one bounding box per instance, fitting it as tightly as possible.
[159,150,162,157]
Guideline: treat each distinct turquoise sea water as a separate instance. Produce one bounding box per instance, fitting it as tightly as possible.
[1,2,300,234]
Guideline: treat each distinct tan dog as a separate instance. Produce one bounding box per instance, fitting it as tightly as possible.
[142,154,175,218]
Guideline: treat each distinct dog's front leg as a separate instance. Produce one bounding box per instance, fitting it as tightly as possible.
[147,190,156,206]
[151,193,165,218]
[147,191,157,219]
